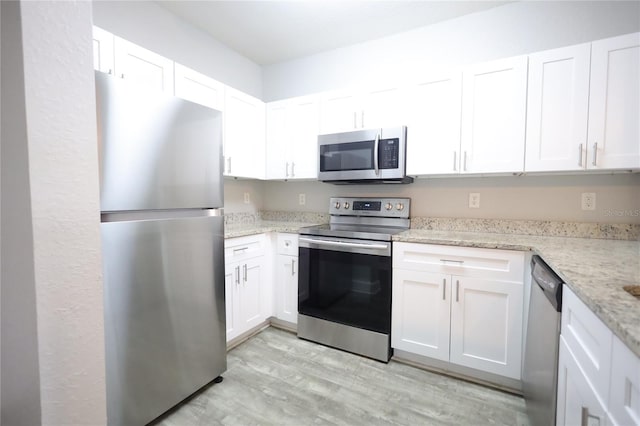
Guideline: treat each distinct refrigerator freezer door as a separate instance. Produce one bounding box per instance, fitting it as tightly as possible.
[102,214,226,426]
[96,71,223,211]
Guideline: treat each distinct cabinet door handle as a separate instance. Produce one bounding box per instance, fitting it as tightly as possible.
[453,151,457,171]
[227,157,232,173]
[581,407,600,426]
[243,264,247,283]
[353,112,357,129]
[291,162,295,177]
[285,162,289,177]
[291,259,296,276]
[456,280,460,302]
[108,69,113,75]
[578,143,583,167]
[592,142,598,166]
[235,266,240,285]
[463,151,468,172]
[361,110,365,128]
[442,278,447,300]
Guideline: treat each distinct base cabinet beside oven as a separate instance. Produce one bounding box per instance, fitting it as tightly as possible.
[274,233,299,325]
[392,242,525,380]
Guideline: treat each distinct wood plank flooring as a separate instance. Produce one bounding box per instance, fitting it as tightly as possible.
[154,327,529,426]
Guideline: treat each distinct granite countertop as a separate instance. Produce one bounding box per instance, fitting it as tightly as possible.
[394,229,640,357]
[224,220,319,239]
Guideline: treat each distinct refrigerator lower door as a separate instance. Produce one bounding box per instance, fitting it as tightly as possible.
[101,214,225,426]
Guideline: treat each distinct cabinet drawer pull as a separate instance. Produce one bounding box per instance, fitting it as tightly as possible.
[233,247,249,253]
[440,259,464,264]
[442,278,446,300]
[456,280,460,302]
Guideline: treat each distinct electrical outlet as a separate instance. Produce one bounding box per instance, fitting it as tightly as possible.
[469,193,480,209]
[581,192,596,211]
[299,193,306,205]
[243,192,250,204]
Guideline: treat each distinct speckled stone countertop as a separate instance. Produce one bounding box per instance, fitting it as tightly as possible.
[394,229,640,357]
[224,221,320,239]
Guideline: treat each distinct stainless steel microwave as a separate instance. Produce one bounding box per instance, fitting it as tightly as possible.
[317,126,413,184]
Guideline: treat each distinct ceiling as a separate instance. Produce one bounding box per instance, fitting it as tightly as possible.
[156,1,510,66]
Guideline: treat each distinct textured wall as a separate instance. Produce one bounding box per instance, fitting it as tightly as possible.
[20,1,107,424]
[92,0,263,98]
[263,1,640,100]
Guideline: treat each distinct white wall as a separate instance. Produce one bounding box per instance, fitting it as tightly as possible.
[92,0,263,98]
[263,1,640,100]
[7,1,107,424]
[1,2,42,424]
[263,174,640,224]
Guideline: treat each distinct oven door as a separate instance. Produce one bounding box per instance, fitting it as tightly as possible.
[298,236,392,334]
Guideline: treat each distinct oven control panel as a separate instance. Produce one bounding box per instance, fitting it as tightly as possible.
[329,197,410,218]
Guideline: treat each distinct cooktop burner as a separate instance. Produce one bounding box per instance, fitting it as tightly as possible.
[300,197,411,241]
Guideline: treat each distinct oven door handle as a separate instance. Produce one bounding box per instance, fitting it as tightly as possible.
[299,237,389,251]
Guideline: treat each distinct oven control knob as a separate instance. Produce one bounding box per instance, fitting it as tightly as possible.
[396,203,405,211]
[334,202,341,209]
[344,202,350,210]
[385,203,393,210]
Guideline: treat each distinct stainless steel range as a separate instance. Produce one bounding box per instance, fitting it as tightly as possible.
[297,197,410,362]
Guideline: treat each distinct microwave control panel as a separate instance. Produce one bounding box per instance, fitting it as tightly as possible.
[379,138,399,169]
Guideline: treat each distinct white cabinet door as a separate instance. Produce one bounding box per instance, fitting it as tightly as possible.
[460,56,528,173]
[319,91,360,134]
[225,263,240,342]
[288,97,320,179]
[224,87,266,179]
[391,269,451,361]
[404,72,463,175]
[449,276,523,379]
[588,32,640,170]
[275,254,298,324]
[174,63,224,110]
[608,336,640,426]
[113,37,174,94]
[525,44,591,172]
[557,337,607,426]
[360,85,404,129]
[239,257,265,331]
[92,26,114,74]
[266,102,289,179]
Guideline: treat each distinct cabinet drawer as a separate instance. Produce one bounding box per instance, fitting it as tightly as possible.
[277,233,299,256]
[225,234,266,262]
[561,286,612,404]
[393,242,525,281]
[608,335,640,426]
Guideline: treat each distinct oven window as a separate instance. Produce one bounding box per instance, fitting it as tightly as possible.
[298,247,391,334]
[319,141,375,172]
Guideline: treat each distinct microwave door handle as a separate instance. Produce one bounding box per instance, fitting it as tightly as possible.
[374,130,380,176]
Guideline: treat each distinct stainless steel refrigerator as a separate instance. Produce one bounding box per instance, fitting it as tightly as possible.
[95,72,226,426]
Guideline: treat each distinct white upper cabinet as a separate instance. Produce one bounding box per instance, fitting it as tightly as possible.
[587,32,640,170]
[174,63,225,111]
[460,56,528,173]
[266,95,320,180]
[525,44,591,172]
[92,26,114,75]
[224,87,266,179]
[404,72,463,175]
[113,37,174,94]
[319,84,403,134]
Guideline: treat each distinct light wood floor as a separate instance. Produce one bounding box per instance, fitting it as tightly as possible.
[155,327,528,426]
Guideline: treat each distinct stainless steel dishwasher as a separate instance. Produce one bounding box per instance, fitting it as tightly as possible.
[523,255,564,426]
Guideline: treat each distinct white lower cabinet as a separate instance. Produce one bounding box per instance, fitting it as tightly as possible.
[274,233,299,324]
[392,242,524,380]
[557,285,640,426]
[225,235,269,342]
